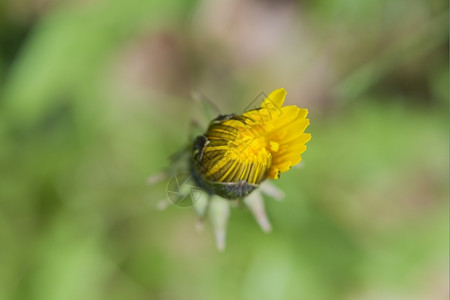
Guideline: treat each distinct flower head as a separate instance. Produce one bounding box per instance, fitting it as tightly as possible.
[150,88,311,250]
[192,88,311,199]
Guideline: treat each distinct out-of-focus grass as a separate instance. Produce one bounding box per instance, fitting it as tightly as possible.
[0,0,448,299]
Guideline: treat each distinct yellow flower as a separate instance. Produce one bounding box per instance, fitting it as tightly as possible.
[149,88,312,249]
[192,88,311,199]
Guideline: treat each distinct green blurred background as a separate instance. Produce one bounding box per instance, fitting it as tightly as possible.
[0,0,448,299]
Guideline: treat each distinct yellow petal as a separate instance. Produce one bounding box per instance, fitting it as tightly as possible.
[261,88,286,111]
[198,88,310,186]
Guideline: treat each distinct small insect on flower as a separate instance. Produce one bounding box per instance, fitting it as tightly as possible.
[149,88,311,250]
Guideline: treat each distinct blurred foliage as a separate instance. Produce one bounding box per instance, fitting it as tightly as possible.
[0,0,448,299]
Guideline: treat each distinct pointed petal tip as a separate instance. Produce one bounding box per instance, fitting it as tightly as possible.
[271,88,287,100]
[209,196,230,252]
[195,219,205,232]
[244,191,273,234]
[147,172,168,185]
[262,88,287,109]
[156,200,170,210]
[260,219,273,233]
[215,230,226,251]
